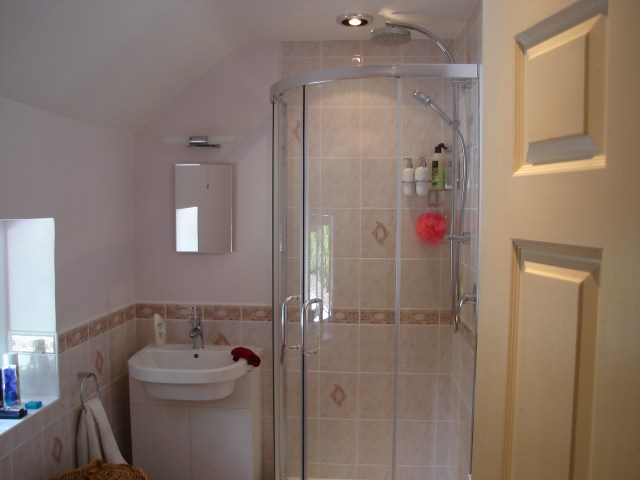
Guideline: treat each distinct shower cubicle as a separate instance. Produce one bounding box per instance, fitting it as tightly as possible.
[271,44,480,479]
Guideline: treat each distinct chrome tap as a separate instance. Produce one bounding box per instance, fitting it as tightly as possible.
[188,309,204,349]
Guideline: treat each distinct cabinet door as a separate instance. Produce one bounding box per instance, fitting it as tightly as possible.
[190,407,257,480]
[131,404,191,480]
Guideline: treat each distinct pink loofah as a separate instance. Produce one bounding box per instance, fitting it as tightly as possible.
[415,212,447,245]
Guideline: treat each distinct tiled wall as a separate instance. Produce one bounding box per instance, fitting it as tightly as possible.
[0,303,273,479]
[0,304,137,479]
[449,2,483,479]
[279,39,467,479]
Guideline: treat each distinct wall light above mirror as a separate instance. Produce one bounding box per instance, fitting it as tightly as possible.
[175,164,233,253]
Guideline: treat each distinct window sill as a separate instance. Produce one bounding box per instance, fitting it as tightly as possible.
[0,395,57,437]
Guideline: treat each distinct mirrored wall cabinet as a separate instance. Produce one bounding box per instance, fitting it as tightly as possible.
[175,164,233,253]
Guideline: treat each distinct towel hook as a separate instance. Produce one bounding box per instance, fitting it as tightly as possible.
[78,372,99,408]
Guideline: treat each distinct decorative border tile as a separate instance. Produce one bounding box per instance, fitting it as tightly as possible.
[203,305,241,321]
[242,306,272,321]
[57,332,67,354]
[124,304,136,321]
[58,303,137,352]
[65,325,88,349]
[360,309,395,325]
[326,309,359,324]
[440,310,454,325]
[166,304,202,319]
[135,303,165,318]
[89,315,109,338]
[400,309,440,325]
[109,309,126,328]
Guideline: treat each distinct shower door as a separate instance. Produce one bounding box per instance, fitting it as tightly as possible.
[273,75,391,479]
[274,76,386,479]
[273,82,327,479]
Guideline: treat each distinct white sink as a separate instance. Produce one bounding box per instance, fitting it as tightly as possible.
[128,344,254,401]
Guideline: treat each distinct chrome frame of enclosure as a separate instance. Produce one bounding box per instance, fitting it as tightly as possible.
[271,62,479,480]
[270,63,478,101]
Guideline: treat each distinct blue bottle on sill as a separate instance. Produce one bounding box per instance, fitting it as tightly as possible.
[2,353,20,407]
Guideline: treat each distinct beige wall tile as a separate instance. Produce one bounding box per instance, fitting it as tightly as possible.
[357,465,392,479]
[360,259,396,308]
[202,320,242,346]
[317,372,358,419]
[399,325,439,373]
[11,432,44,480]
[359,325,396,373]
[281,57,321,78]
[396,420,436,465]
[401,259,441,308]
[321,78,362,107]
[331,259,360,308]
[321,40,362,58]
[320,109,361,158]
[319,157,360,208]
[362,78,397,107]
[361,157,397,208]
[321,208,361,259]
[319,419,359,465]
[361,208,396,259]
[398,373,437,420]
[402,106,445,159]
[357,420,393,465]
[362,107,398,157]
[282,41,322,58]
[359,373,394,419]
[319,324,359,372]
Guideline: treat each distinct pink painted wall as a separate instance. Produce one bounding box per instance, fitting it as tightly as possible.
[0,97,135,331]
[134,41,279,304]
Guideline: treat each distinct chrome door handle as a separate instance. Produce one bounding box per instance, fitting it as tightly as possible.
[281,295,301,357]
[301,298,322,356]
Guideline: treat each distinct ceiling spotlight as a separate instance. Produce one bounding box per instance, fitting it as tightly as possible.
[336,13,373,27]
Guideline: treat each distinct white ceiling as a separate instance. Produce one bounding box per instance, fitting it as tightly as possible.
[0,0,478,132]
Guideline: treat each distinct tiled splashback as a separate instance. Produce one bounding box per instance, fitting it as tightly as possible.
[0,303,274,480]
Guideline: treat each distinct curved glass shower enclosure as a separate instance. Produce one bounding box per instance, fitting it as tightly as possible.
[272,63,479,480]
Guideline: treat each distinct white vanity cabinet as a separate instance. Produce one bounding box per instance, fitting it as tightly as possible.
[129,360,261,480]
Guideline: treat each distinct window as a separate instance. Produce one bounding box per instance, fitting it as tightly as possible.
[0,218,57,419]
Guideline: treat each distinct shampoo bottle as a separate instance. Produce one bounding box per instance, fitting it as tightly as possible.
[431,143,446,190]
[154,313,167,346]
[415,156,430,196]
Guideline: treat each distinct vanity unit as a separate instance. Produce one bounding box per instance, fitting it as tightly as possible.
[128,345,262,480]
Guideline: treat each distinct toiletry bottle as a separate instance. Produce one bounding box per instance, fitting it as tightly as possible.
[432,143,446,190]
[443,146,454,189]
[415,156,430,196]
[154,313,167,346]
[402,157,415,197]
[2,353,20,406]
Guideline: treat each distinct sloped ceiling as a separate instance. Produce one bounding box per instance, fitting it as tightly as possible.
[0,0,478,132]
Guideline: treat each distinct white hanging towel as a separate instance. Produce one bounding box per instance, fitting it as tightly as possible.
[76,397,126,466]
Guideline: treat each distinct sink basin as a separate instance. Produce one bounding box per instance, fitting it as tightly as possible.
[128,344,254,401]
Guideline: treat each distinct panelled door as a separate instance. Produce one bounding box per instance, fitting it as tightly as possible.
[474,0,640,479]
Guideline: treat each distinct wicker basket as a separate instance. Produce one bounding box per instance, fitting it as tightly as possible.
[54,459,148,480]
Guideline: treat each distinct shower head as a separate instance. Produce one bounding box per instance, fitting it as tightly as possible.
[374,21,455,63]
[370,26,411,46]
[413,90,456,128]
